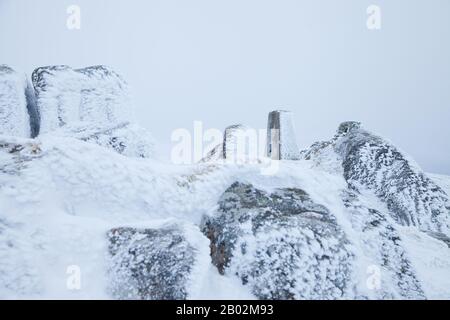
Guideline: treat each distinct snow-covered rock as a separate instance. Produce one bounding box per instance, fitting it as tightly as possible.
[31,65,154,157]
[201,124,262,163]
[202,182,354,299]
[0,65,38,138]
[340,189,426,299]
[302,121,450,234]
[107,223,206,300]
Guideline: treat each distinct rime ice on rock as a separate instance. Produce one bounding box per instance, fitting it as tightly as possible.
[76,66,133,125]
[32,66,82,134]
[31,65,153,157]
[302,121,450,234]
[201,124,259,163]
[32,65,132,133]
[266,110,300,160]
[0,65,37,138]
[107,225,202,300]
[202,182,353,299]
[223,124,259,163]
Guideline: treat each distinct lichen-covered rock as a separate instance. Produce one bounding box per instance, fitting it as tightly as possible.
[302,121,450,234]
[31,65,154,157]
[201,181,354,299]
[0,65,38,138]
[107,225,200,300]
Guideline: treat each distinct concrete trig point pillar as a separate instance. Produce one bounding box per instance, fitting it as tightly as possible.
[266,110,300,160]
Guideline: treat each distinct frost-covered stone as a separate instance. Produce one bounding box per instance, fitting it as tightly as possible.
[341,190,426,299]
[32,65,82,133]
[107,225,199,300]
[302,121,450,234]
[202,182,353,299]
[32,65,132,133]
[76,66,133,125]
[0,65,38,138]
[223,124,260,163]
[266,110,300,160]
[201,124,260,163]
[31,65,153,157]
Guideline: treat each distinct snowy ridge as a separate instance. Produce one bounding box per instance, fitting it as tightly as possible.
[302,121,450,234]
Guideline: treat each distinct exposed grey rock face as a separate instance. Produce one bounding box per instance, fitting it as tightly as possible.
[202,182,354,299]
[31,65,154,157]
[107,226,197,300]
[0,65,38,138]
[303,121,450,234]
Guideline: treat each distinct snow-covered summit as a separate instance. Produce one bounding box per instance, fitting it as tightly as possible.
[1,66,449,299]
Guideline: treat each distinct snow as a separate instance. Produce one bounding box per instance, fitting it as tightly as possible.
[1,133,448,299]
[399,226,450,299]
[429,173,450,196]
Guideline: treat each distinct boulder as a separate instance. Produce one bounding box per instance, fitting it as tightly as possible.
[0,65,38,137]
[107,225,200,300]
[31,65,153,157]
[201,182,353,299]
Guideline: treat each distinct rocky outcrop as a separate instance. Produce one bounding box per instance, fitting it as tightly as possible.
[107,225,200,300]
[302,121,450,234]
[31,65,154,157]
[0,65,38,138]
[32,65,131,133]
[201,182,353,299]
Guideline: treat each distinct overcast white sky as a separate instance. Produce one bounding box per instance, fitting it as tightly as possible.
[1,0,449,173]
